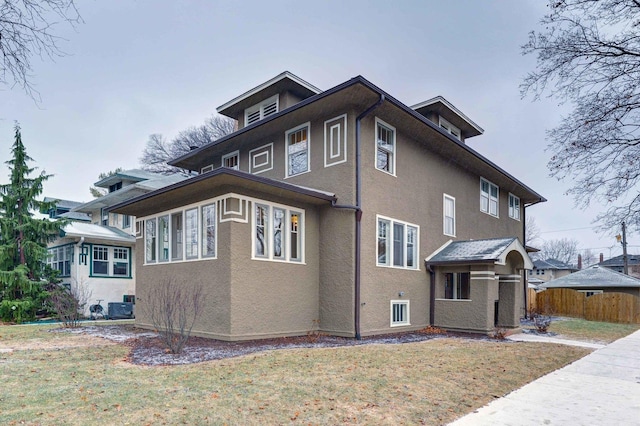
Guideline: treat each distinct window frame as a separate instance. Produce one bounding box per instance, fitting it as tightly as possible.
[47,244,73,277]
[443,194,456,237]
[285,122,311,178]
[508,193,521,221]
[390,300,410,327]
[480,178,499,217]
[375,117,396,176]
[222,151,240,170]
[90,245,131,278]
[376,215,419,270]
[252,201,305,263]
[444,272,471,300]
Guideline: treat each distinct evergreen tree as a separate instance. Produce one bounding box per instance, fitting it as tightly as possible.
[0,124,65,322]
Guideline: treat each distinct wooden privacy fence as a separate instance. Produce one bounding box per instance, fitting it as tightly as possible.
[535,288,640,324]
[527,288,538,314]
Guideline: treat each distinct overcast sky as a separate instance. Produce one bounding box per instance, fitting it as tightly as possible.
[1,0,635,260]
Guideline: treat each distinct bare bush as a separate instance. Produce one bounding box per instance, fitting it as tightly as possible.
[49,280,91,328]
[142,278,205,354]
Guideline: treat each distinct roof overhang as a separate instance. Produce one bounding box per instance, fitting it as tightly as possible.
[171,75,545,205]
[61,223,135,245]
[217,71,322,119]
[108,168,337,218]
[411,96,484,139]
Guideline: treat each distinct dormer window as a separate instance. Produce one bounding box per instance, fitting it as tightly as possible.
[222,151,240,170]
[439,117,461,141]
[108,182,122,193]
[245,95,279,126]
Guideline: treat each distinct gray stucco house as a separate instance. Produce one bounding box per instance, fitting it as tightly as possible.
[111,71,545,340]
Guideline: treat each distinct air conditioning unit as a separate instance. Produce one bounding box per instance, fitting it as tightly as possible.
[107,302,135,319]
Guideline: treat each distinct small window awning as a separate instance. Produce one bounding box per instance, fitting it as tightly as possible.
[425,237,533,269]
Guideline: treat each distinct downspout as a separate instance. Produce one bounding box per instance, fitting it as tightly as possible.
[522,207,528,319]
[426,263,435,325]
[332,93,385,340]
[76,237,85,290]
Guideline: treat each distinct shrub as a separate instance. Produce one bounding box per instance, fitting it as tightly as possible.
[48,281,91,328]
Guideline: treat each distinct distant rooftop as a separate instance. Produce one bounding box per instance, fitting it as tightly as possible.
[542,265,640,289]
[533,259,577,271]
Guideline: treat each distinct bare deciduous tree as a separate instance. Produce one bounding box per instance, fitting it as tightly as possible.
[536,238,580,266]
[140,115,236,175]
[1,0,82,100]
[48,279,91,328]
[525,216,541,247]
[522,0,640,233]
[142,277,205,354]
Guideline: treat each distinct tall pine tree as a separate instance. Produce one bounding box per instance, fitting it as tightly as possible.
[0,124,65,323]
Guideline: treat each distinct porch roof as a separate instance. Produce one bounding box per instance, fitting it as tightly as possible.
[107,167,337,218]
[425,237,533,269]
[61,222,136,244]
[542,266,640,289]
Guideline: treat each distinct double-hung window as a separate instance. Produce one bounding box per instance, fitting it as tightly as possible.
[92,245,130,277]
[122,214,131,229]
[443,194,456,236]
[480,178,499,217]
[444,272,470,299]
[286,123,310,177]
[48,245,73,277]
[185,208,198,259]
[145,218,156,263]
[376,118,395,174]
[202,204,216,258]
[508,193,520,220]
[113,248,129,276]
[158,215,170,262]
[92,246,109,275]
[253,202,304,262]
[377,216,419,269]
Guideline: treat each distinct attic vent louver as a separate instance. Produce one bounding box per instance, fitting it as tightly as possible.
[245,95,279,126]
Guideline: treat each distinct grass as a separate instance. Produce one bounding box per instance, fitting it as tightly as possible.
[548,318,640,343]
[0,325,591,425]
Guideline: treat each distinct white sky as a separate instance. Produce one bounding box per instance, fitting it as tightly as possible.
[1,0,635,260]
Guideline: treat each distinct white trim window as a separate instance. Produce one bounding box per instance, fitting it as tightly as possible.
[253,201,304,263]
[375,118,395,175]
[445,272,470,300]
[286,123,310,177]
[443,194,456,237]
[390,300,410,327]
[245,94,279,126]
[439,116,461,140]
[122,215,131,229]
[185,208,199,260]
[171,212,183,261]
[377,215,419,270]
[508,193,521,221]
[201,164,214,174]
[222,151,240,170]
[158,215,170,262]
[202,203,216,258]
[145,218,157,263]
[480,178,499,217]
[48,245,73,277]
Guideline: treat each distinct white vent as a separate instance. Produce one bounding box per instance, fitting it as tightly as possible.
[244,94,279,127]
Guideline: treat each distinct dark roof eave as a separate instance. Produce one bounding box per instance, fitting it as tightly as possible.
[425,258,499,267]
[107,168,337,213]
[170,76,546,203]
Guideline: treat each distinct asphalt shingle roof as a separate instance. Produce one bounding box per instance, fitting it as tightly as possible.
[542,265,640,289]
[427,237,516,263]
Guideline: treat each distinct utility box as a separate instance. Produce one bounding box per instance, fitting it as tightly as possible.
[107,302,135,320]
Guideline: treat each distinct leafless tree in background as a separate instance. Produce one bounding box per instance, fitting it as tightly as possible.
[48,279,91,328]
[142,277,205,354]
[536,238,580,266]
[139,115,236,175]
[525,216,541,248]
[0,0,82,100]
[522,0,640,233]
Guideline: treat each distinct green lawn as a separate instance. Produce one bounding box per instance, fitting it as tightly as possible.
[0,324,592,425]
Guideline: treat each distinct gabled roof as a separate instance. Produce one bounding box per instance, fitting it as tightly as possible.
[411,96,484,139]
[425,237,533,269]
[599,254,640,267]
[61,222,135,244]
[533,258,577,271]
[108,167,337,218]
[542,266,640,289]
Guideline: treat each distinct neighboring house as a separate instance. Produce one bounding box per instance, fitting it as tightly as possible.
[46,170,186,314]
[598,254,640,280]
[42,197,91,222]
[541,265,640,298]
[528,259,577,283]
[111,71,545,340]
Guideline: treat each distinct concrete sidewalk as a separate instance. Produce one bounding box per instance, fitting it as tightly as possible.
[450,329,640,426]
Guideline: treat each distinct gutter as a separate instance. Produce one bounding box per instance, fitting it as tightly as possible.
[332,93,385,340]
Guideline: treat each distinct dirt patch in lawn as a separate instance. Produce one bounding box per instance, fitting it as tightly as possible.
[51,324,493,366]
